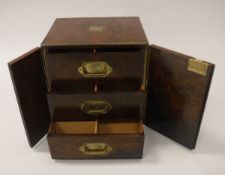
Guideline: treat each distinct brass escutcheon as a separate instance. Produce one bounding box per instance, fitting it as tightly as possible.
[80,100,112,115]
[79,143,112,155]
[78,61,112,78]
[187,58,209,76]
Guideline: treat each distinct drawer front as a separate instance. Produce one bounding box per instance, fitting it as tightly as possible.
[44,51,145,92]
[47,134,144,159]
[47,92,146,121]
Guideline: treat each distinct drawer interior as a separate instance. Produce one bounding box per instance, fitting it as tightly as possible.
[48,120,143,135]
[49,121,97,134]
[98,120,143,134]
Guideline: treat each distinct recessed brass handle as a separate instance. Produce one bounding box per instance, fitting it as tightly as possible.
[81,100,112,115]
[78,61,112,78]
[79,143,112,155]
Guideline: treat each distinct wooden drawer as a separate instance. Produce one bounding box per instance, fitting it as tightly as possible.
[43,48,146,92]
[47,120,144,159]
[47,92,146,121]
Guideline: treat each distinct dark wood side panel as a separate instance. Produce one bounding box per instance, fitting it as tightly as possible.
[8,48,51,147]
[145,45,215,149]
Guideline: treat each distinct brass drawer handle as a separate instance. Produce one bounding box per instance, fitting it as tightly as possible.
[79,143,112,155]
[81,100,112,115]
[78,61,112,78]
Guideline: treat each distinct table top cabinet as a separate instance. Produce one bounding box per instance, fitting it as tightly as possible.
[8,17,214,159]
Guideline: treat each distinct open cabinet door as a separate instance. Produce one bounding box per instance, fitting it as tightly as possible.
[8,48,51,147]
[145,45,215,149]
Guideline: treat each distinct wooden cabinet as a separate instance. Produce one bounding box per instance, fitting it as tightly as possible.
[8,17,214,159]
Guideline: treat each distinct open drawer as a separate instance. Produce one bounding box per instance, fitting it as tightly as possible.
[47,120,144,159]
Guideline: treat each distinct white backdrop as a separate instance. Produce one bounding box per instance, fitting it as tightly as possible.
[0,0,225,175]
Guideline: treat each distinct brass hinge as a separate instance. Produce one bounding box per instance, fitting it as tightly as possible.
[187,58,209,76]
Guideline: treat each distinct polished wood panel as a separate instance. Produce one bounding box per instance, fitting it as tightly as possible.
[41,17,148,47]
[145,45,215,149]
[8,48,51,147]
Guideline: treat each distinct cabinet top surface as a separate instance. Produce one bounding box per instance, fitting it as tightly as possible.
[41,17,149,47]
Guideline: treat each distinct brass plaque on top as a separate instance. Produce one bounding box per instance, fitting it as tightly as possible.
[89,26,103,32]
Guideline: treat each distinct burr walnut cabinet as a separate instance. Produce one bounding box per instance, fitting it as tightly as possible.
[8,17,214,159]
